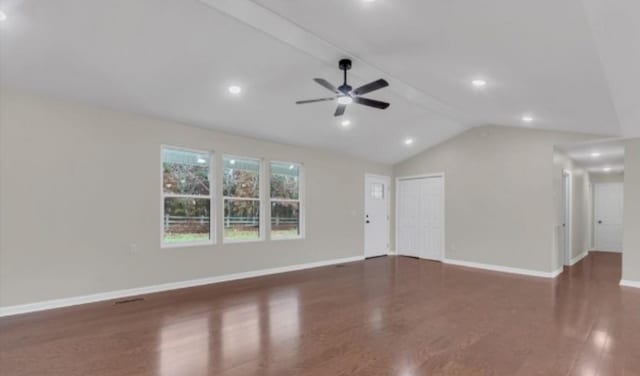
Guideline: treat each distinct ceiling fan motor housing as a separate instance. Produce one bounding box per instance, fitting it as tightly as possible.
[339,59,352,71]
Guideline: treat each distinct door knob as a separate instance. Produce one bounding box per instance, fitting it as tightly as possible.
[366,220,370,224]
[598,220,603,224]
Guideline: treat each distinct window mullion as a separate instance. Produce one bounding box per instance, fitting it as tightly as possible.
[164,193,211,199]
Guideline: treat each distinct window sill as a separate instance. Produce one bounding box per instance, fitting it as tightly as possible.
[222,238,264,244]
[161,241,214,249]
[270,236,305,241]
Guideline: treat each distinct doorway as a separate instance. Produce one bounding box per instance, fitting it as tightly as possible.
[364,174,391,258]
[594,183,624,252]
[561,170,572,265]
[396,174,444,261]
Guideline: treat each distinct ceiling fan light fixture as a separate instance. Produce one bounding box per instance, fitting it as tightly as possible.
[337,96,353,105]
[296,59,390,117]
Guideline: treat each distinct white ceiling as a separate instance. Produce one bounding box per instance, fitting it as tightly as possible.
[0,0,637,164]
[559,139,625,173]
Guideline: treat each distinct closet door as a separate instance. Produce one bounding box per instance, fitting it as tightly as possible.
[420,177,444,261]
[397,179,421,258]
[397,176,444,260]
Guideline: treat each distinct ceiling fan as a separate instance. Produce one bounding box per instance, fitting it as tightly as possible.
[296,59,390,117]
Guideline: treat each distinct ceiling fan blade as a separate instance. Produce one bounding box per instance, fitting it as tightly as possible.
[296,97,336,104]
[334,104,347,117]
[314,78,340,93]
[353,79,389,96]
[354,97,390,109]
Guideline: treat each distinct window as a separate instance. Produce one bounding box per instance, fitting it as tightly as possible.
[270,161,303,239]
[162,147,213,246]
[223,156,261,241]
[370,182,384,200]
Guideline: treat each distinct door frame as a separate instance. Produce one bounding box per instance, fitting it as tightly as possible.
[364,173,391,257]
[561,170,573,266]
[395,173,446,261]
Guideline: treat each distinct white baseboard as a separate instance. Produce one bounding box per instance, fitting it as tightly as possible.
[569,250,589,266]
[620,279,640,288]
[589,248,622,253]
[443,258,562,279]
[0,255,365,318]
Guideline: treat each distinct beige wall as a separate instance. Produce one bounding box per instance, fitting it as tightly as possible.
[590,172,624,184]
[394,125,597,273]
[0,91,392,307]
[623,138,640,282]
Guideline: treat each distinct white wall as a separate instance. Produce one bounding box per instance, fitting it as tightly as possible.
[394,125,597,273]
[0,90,392,307]
[623,138,640,282]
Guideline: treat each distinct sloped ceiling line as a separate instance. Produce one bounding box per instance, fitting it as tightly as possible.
[198,0,472,128]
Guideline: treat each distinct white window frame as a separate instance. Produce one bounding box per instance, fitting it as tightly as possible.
[222,154,264,244]
[160,145,215,248]
[269,161,305,241]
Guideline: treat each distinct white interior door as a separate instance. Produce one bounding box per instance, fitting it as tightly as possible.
[364,175,390,258]
[594,183,623,252]
[397,178,421,258]
[397,176,444,260]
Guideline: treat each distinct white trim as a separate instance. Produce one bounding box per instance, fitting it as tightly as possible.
[443,258,562,279]
[620,280,640,288]
[562,169,573,266]
[569,250,589,266]
[0,256,364,317]
[395,173,446,261]
[589,249,622,253]
[364,173,392,258]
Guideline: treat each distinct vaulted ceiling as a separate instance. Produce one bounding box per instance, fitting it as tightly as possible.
[0,0,638,164]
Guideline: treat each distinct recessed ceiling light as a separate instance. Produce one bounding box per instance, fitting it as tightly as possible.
[471,79,487,87]
[603,167,612,172]
[228,85,242,95]
[0,11,6,22]
[341,119,351,127]
[404,138,414,145]
[363,0,375,3]
[337,96,353,105]
[522,115,534,123]
[591,152,601,158]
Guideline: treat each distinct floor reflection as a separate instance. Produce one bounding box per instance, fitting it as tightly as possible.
[268,288,300,346]
[221,301,261,364]
[159,318,210,376]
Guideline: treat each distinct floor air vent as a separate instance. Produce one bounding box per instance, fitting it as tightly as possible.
[114,297,145,305]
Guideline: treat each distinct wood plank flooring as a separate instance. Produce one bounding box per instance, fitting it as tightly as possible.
[1,252,639,375]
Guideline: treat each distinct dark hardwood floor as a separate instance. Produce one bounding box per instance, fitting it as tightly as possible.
[1,252,639,375]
